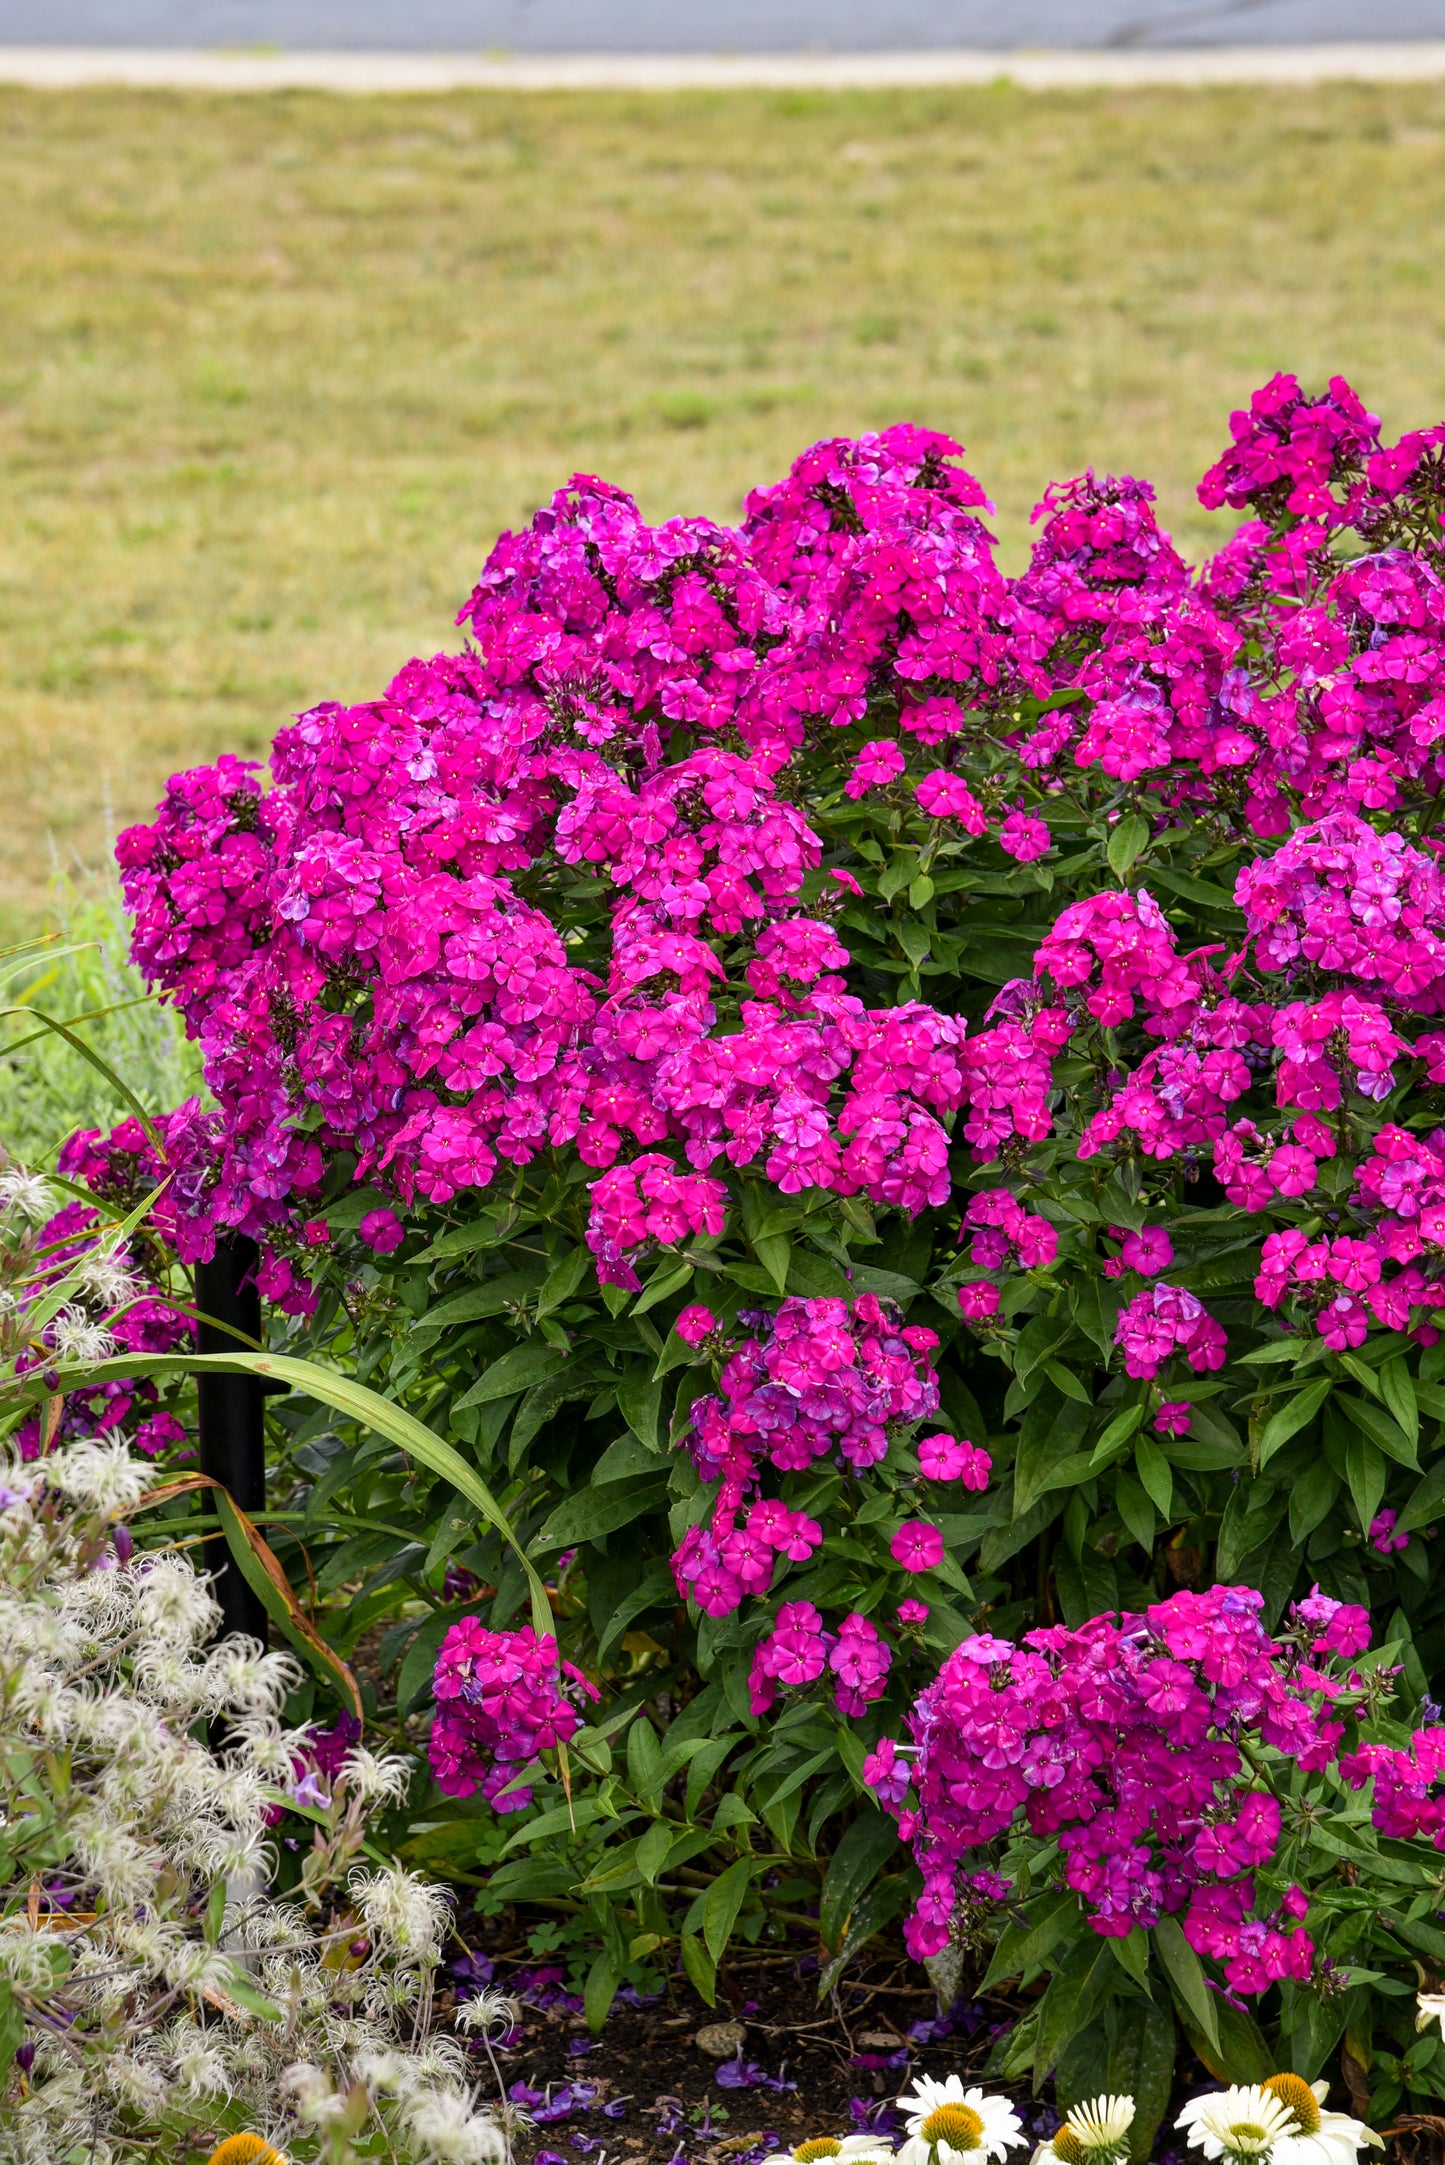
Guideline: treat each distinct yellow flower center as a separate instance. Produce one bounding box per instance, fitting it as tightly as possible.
[208,2140,288,2165]
[1226,2126,1270,2150]
[796,2143,844,2162]
[1262,2076,1322,2136]
[1052,2132,1091,2165]
[922,2105,987,2153]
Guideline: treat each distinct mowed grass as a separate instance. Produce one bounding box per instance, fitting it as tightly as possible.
[3,81,1445,927]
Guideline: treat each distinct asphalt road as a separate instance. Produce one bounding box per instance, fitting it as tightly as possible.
[2,0,1443,52]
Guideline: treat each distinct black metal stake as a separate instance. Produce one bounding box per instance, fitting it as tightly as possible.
[195,1233,269,1645]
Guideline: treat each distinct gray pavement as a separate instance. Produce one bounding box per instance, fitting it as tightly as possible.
[1,0,1443,53]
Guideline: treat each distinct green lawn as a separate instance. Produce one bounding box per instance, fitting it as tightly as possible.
[3,80,1445,928]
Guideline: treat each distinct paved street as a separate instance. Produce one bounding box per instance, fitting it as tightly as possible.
[1,0,1442,51]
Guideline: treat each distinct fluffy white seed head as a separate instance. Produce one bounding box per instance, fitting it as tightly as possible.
[350,1865,452,1966]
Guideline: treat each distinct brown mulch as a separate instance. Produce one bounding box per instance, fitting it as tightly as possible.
[440,1943,1037,2165]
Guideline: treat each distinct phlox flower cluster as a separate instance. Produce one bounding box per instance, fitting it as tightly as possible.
[429,1620,599,1810]
[1339,1726,1445,1847]
[748,1601,893,1719]
[1236,815,1445,1009]
[1034,888,1201,1034]
[672,1294,954,1627]
[7,1120,193,1462]
[1113,1282,1229,1380]
[961,1188,1059,1271]
[863,1582,1405,1994]
[1197,373,1381,528]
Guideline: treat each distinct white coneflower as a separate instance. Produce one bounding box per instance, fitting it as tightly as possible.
[1262,2075,1383,2165]
[1178,2085,1297,2164]
[763,2138,898,2165]
[1036,2096,1137,2165]
[897,2077,1027,2165]
[47,1305,118,1364]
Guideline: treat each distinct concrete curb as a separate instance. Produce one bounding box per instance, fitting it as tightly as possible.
[2,42,1445,92]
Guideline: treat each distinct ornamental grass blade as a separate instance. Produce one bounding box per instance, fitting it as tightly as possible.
[17,1348,553,1646]
[129,1468,362,1723]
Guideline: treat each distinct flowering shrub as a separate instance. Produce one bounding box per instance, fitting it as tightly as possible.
[56,375,1445,2120]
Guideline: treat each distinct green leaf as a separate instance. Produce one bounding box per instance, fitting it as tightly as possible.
[815,1877,911,1998]
[636,1821,675,1886]
[1256,1377,1332,1468]
[1346,1433,1388,1538]
[983,1887,1079,1989]
[703,1857,756,1963]
[1044,1360,1092,1405]
[1115,1471,1155,1554]
[1182,1993,1273,2086]
[0,1983,23,2079]
[509,1368,601,1467]
[1152,1913,1220,2053]
[1381,1356,1420,1449]
[617,1373,664,1452]
[633,1261,693,1316]
[535,1472,668,1551]
[213,1490,362,1721]
[1090,1401,1144,1468]
[415,1268,545,1335]
[584,1949,622,2034]
[1336,1392,1419,1470]
[453,1340,568,1412]
[1015,1313,1074,1384]
[680,1930,717,2007]
[1107,815,1150,877]
[1145,863,1239,913]
[754,1232,790,1295]
[1398,1456,1445,1535]
[537,1247,591,1318]
[1134,1434,1174,1521]
[1014,1388,1091,1517]
[596,1561,676,1665]
[220,1969,285,2024]
[1114,1991,1177,2163]
[819,1810,900,1954]
[1034,1939,1117,2086]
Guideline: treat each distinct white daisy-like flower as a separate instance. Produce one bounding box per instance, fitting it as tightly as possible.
[897,2077,1026,2165]
[1177,2086,1297,2163]
[1036,2095,1136,2165]
[1261,2075,1382,2165]
[1418,1991,1445,2036]
[763,2139,897,2165]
